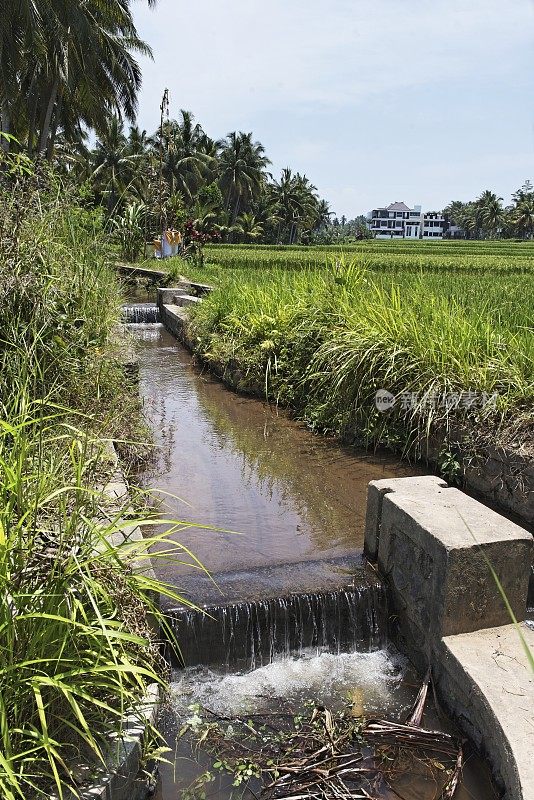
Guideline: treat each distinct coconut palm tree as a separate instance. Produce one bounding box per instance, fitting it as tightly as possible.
[234,212,264,242]
[271,169,320,243]
[443,200,468,228]
[157,111,213,203]
[476,190,504,238]
[0,0,155,156]
[218,132,271,222]
[91,117,142,213]
[513,195,534,239]
[314,199,333,231]
[456,203,478,239]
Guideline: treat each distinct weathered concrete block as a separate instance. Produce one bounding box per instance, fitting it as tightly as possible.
[376,480,531,646]
[173,293,201,307]
[156,287,177,305]
[439,625,534,800]
[159,304,188,340]
[364,475,447,561]
[365,476,534,799]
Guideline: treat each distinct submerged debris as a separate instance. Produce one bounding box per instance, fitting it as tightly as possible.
[178,671,465,799]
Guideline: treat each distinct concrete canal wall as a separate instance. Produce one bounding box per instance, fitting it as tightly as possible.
[365,475,533,800]
[158,288,534,798]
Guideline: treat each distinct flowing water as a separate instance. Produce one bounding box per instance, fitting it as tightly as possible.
[132,322,421,599]
[127,317,497,800]
[122,302,160,323]
[170,582,387,670]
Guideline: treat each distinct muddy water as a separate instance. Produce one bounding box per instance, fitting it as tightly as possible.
[133,324,421,592]
[154,648,497,800]
[130,322,497,800]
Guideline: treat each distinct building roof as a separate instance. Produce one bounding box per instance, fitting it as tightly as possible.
[386,201,411,212]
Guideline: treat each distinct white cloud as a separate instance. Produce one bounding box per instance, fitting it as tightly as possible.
[134,0,533,119]
[131,0,534,214]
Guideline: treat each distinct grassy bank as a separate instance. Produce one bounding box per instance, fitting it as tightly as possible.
[0,168,193,798]
[177,245,533,472]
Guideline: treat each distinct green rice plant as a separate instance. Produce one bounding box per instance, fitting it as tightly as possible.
[186,256,533,458]
[202,240,534,275]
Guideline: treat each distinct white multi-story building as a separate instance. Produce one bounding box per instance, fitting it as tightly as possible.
[367,202,448,239]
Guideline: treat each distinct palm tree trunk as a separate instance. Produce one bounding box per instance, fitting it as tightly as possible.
[27,94,39,156]
[46,87,64,161]
[0,103,11,151]
[25,69,40,155]
[38,77,60,156]
[232,194,241,224]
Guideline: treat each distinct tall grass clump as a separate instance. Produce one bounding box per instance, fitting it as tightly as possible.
[188,259,533,458]
[0,397,200,799]
[0,170,119,409]
[0,157,196,796]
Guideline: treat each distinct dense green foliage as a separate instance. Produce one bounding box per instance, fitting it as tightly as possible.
[0,0,154,159]
[444,184,534,239]
[184,242,533,462]
[0,176,118,408]
[72,112,333,251]
[0,164,196,798]
[80,121,534,257]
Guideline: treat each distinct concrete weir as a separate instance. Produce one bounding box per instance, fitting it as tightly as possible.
[365,475,534,800]
[156,288,534,797]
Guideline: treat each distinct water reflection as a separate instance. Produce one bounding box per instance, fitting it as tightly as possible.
[133,325,421,584]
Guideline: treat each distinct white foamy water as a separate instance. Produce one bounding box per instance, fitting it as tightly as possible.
[170,647,410,718]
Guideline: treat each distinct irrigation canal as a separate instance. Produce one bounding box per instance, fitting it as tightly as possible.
[125,312,497,800]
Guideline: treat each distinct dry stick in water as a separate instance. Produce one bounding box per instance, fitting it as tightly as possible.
[364,669,464,799]
[406,668,431,726]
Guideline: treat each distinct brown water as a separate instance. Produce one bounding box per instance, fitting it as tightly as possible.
[134,323,421,594]
[129,321,498,800]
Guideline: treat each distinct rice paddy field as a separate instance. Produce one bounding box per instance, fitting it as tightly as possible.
[174,240,534,461]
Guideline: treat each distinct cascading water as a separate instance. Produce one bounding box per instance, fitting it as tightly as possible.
[168,581,388,672]
[121,303,160,323]
[127,325,498,800]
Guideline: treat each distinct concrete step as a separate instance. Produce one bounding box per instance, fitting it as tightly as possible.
[173,294,201,307]
[441,624,534,800]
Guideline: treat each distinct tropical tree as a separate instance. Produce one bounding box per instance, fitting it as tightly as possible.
[158,111,214,203]
[218,132,271,222]
[314,199,333,231]
[453,203,478,239]
[271,169,320,243]
[91,117,142,213]
[443,200,467,227]
[513,195,534,239]
[0,0,155,157]
[234,212,264,242]
[475,190,504,238]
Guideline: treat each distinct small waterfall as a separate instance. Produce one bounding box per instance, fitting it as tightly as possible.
[122,303,160,323]
[168,583,388,672]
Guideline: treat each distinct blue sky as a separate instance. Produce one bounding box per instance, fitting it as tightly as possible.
[132,0,534,218]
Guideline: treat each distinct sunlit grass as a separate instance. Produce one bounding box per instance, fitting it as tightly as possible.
[0,393,210,798]
[185,257,533,455]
